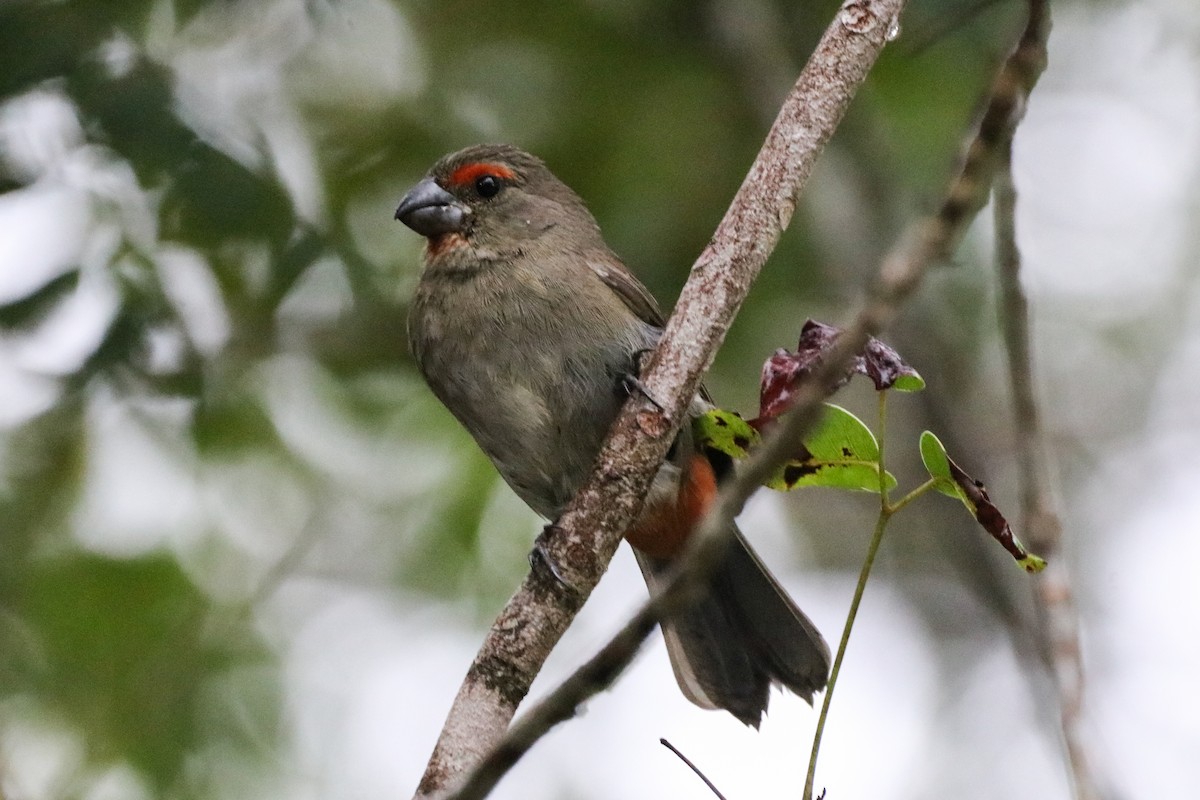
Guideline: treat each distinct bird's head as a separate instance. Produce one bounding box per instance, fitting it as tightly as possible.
[394,144,601,261]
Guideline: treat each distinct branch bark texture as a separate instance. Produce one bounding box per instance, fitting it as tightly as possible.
[413,1,905,796]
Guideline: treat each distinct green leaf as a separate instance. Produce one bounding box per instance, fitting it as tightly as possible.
[695,405,896,493]
[919,430,960,498]
[893,371,926,392]
[919,430,1046,573]
[767,404,896,493]
[1018,554,1048,573]
[693,409,759,459]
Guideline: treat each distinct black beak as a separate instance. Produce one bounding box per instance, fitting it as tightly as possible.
[395,178,468,237]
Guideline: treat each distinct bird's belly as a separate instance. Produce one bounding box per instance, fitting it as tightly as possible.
[415,323,624,518]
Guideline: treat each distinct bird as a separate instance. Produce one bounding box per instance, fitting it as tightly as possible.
[395,143,829,726]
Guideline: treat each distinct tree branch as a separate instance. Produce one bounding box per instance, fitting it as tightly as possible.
[994,10,1106,792]
[412,1,905,796]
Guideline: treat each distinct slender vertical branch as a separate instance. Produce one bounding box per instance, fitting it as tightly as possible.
[995,118,1105,800]
[990,14,1105,800]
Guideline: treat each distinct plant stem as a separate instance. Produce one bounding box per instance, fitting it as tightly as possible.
[803,507,890,800]
[876,390,889,502]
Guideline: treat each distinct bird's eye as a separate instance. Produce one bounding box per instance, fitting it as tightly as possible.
[475,174,501,198]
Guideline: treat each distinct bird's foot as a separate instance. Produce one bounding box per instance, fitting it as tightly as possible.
[529,523,581,596]
[622,349,666,412]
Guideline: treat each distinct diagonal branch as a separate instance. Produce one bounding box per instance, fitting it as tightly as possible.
[412,1,906,796]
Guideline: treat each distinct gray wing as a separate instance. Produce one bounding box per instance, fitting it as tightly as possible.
[588,256,718,405]
[587,257,666,329]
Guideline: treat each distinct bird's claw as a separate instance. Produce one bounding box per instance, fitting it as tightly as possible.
[529,524,580,595]
[621,373,665,412]
[622,349,666,412]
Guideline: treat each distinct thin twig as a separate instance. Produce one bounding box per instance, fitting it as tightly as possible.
[994,71,1106,800]
[660,739,728,800]
[413,2,906,796]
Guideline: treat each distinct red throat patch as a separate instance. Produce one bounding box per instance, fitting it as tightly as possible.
[447,162,515,188]
[426,231,469,259]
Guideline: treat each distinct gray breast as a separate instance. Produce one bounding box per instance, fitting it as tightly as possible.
[408,265,659,518]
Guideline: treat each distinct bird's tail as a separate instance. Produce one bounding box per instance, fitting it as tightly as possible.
[635,527,830,727]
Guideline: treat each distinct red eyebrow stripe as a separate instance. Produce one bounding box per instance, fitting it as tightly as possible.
[448,162,515,187]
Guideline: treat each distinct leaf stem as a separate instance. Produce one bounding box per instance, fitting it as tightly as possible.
[888,477,939,515]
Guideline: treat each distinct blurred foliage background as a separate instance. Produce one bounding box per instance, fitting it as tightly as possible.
[1,0,1198,798]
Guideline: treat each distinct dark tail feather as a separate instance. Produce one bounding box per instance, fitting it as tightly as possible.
[635,527,831,727]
